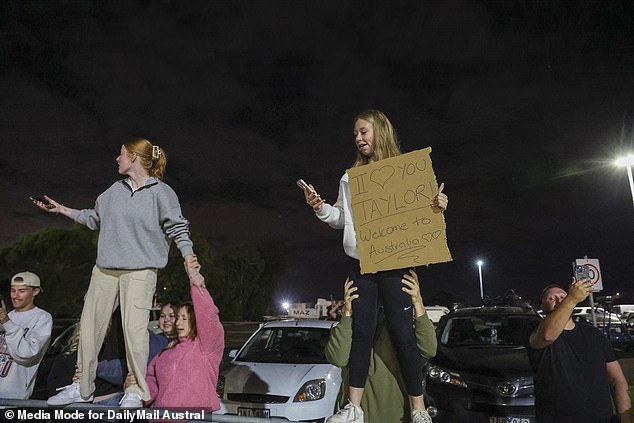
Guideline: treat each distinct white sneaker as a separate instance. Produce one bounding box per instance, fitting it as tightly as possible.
[326,401,364,423]
[412,409,433,423]
[119,391,143,409]
[47,381,93,406]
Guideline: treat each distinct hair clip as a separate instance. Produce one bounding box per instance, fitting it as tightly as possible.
[152,145,161,159]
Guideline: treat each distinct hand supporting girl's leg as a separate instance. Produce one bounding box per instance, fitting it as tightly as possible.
[379,269,423,397]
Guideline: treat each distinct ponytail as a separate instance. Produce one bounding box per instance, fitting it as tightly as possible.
[124,138,168,179]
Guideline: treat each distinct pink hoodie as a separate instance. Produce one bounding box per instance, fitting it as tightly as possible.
[146,284,224,410]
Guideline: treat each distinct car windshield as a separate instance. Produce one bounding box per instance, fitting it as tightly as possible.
[236,326,331,364]
[440,314,540,347]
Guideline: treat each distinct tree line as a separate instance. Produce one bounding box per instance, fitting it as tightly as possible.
[0,226,282,321]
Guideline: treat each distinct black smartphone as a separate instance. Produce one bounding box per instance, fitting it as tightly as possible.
[30,196,49,204]
[30,196,55,209]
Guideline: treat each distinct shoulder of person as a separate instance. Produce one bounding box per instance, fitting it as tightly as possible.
[153,179,176,194]
[112,180,130,190]
[32,307,53,325]
[96,180,127,199]
[13,306,51,319]
[576,320,608,337]
[152,181,181,204]
[34,307,53,320]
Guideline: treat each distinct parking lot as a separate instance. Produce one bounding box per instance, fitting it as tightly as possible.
[27,317,633,421]
[222,319,634,421]
[222,320,634,376]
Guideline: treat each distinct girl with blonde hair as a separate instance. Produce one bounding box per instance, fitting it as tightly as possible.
[302,110,447,423]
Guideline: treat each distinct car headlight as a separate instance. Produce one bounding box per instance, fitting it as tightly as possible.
[293,379,326,402]
[426,365,468,388]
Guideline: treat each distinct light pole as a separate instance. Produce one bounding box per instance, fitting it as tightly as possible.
[476,260,484,300]
[615,154,634,212]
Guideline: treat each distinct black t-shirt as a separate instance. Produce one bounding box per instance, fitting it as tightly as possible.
[527,321,616,421]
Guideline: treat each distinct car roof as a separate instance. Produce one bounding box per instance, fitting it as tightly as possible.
[450,305,539,316]
[261,318,339,329]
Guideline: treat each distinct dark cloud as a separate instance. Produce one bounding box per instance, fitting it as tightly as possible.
[2,0,634,306]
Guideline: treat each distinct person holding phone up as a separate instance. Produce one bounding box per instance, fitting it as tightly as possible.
[528,279,631,423]
[33,138,200,408]
[301,110,447,423]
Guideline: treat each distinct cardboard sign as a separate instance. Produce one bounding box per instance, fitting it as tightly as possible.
[347,148,452,274]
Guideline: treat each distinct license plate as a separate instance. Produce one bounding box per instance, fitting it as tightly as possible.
[238,407,270,418]
[489,418,531,423]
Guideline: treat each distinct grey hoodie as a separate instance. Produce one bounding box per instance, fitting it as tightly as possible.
[71,177,194,269]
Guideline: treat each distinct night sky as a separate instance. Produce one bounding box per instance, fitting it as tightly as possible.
[2,1,634,308]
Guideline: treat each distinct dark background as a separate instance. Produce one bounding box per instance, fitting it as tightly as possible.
[1,1,634,309]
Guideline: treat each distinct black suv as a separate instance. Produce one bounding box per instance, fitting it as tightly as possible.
[424,305,542,423]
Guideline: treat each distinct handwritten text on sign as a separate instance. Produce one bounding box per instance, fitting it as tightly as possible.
[347,148,452,274]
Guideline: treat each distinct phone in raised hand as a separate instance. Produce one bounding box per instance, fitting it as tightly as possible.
[30,196,48,204]
[574,265,590,281]
[30,196,55,209]
[296,179,313,192]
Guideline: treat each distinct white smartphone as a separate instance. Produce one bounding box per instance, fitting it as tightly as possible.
[296,179,312,192]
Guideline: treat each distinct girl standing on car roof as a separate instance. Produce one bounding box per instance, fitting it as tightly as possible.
[301,110,448,423]
[34,138,200,408]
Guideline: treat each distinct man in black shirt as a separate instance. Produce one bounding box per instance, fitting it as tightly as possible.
[528,279,631,423]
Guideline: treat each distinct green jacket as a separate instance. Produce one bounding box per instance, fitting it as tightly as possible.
[325,313,437,423]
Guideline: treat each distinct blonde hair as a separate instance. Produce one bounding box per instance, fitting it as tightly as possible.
[353,110,402,167]
[124,138,167,179]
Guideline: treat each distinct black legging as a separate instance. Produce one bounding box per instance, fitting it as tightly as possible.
[348,261,423,396]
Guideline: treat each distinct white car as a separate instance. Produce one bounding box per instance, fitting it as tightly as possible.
[573,307,621,323]
[217,319,341,422]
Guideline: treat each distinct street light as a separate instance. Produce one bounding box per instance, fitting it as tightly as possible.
[615,154,634,212]
[476,260,484,300]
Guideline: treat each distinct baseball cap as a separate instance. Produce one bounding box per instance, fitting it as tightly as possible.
[11,271,43,292]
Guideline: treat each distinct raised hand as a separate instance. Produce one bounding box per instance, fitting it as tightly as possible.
[431,182,448,210]
[189,268,205,288]
[0,299,8,324]
[303,184,325,212]
[567,277,593,305]
[183,255,201,277]
[342,278,359,317]
[32,195,64,215]
[402,269,426,317]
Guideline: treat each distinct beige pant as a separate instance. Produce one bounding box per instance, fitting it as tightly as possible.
[78,266,157,400]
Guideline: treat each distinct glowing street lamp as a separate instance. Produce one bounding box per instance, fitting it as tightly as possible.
[281,301,290,313]
[476,260,484,300]
[615,154,634,212]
